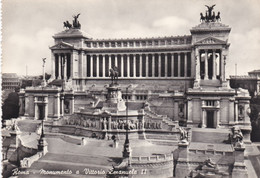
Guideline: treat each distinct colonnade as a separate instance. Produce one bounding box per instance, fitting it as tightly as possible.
[54,53,71,80]
[195,49,227,81]
[84,52,192,78]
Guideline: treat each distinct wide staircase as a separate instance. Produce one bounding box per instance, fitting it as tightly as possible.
[191,127,230,143]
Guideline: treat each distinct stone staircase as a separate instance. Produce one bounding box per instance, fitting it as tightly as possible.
[191,128,230,143]
[145,110,178,131]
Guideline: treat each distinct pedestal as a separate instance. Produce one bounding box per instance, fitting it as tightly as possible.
[175,142,190,178]
[232,147,248,178]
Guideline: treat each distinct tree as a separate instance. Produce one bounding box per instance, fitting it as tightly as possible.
[2,88,20,121]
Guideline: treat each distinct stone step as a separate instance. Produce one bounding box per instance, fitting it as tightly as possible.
[191,128,230,143]
[148,139,178,146]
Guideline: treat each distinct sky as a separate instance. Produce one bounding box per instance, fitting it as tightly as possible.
[1,0,260,76]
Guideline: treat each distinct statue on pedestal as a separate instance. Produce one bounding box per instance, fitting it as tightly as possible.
[178,127,188,143]
[109,66,119,85]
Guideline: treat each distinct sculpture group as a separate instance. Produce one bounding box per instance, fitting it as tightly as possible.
[200,5,221,22]
[63,13,81,29]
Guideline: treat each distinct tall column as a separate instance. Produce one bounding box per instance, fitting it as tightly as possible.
[158,53,161,77]
[54,94,60,118]
[127,54,130,77]
[58,54,61,79]
[223,55,227,81]
[145,54,149,77]
[184,52,187,77]
[90,54,93,77]
[216,110,220,128]
[140,54,142,77]
[108,54,112,70]
[152,54,155,77]
[96,55,99,77]
[171,53,174,77]
[115,54,118,67]
[235,100,238,123]
[195,49,200,81]
[108,117,111,130]
[34,97,38,119]
[133,54,136,77]
[71,96,74,114]
[102,55,105,77]
[64,54,67,80]
[121,54,124,77]
[165,53,168,77]
[70,53,74,78]
[178,53,181,77]
[202,109,206,128]
[51,53,55,79]
[79,52,84,77]
[204,50,208,80]
[212,50,216,79]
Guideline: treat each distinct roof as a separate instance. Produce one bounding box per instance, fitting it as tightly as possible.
[2,73,18,78]
[248,69,260,74]
[53,28,92,39]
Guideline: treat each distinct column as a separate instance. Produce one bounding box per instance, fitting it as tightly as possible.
[212,50,216,79]
[79,52,84,77]
[223,55,227,81]
[216,110,220,128]
[58,54,61,79]
[34,97,38,119]
[70,96,74,114]
[195,49,200,81]
[70,53,74,78]
[235,100,238,123]
[83,53,86,77]
[133,54,136,77]
[165,53,168,77]
[64,54,67,80]
[171,53,174,77]
[60,94,64,117]
[115,54,118,67]
[90,54,93,77]
[184,52,187,77]
[127,54,130,77]
[108,54,112,70]
[145,54,149,77]
[204,50,208,80]
[152,54,155,77]
[54,94,60,118]
[96,55,99,77]
[44,102,48,120]
[202,109,206,128]
[139,54,142,77]
[121,54,124,77]
[108,117,111,130]
[102,55,105,77]
[158,53,161,77]
[178,53,181,77]
[51,53,55,79]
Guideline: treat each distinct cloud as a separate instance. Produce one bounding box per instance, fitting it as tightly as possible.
[2,27,55,75]
[227,27,260,75]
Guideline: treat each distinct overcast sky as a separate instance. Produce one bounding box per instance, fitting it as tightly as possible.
[2,0,260,76]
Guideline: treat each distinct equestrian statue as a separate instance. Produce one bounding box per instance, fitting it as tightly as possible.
[109,66,119,85]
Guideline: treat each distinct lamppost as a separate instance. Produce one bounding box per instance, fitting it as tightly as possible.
[123,86,131,158]
[60,56,66,119]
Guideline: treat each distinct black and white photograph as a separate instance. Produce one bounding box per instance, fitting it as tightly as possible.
[1,0,260,177]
